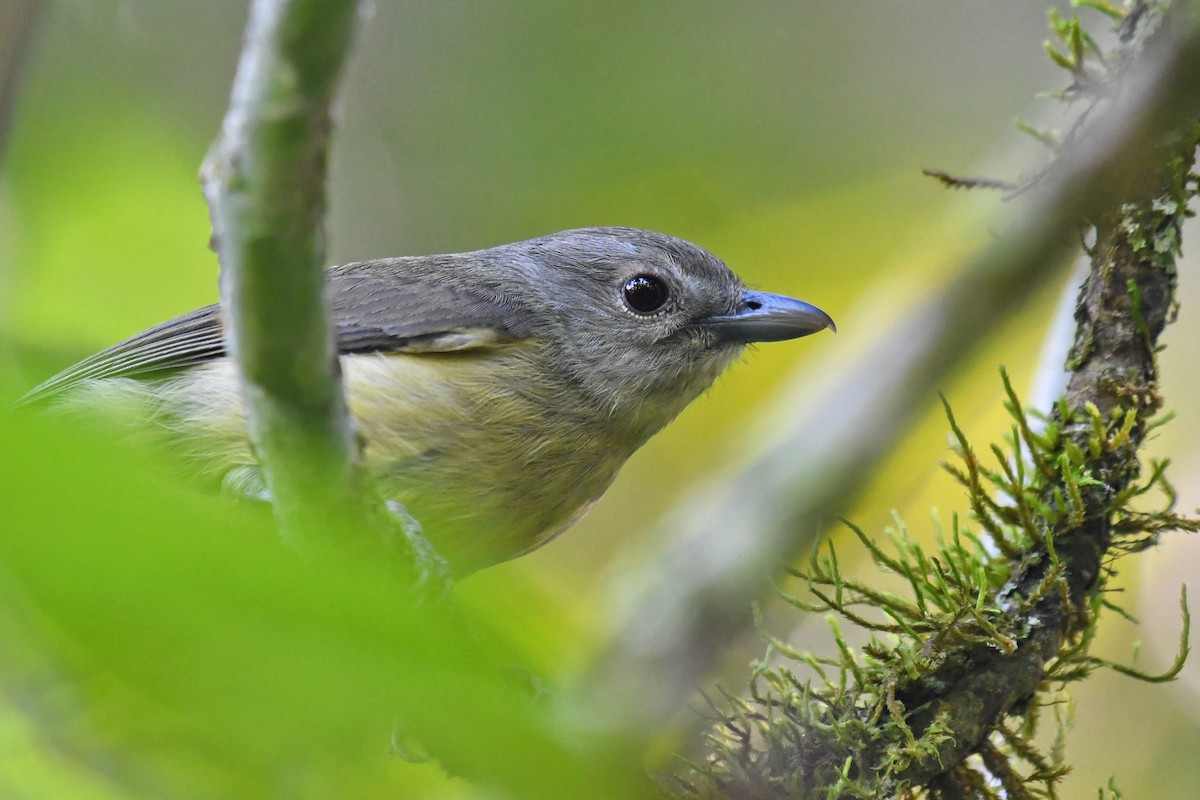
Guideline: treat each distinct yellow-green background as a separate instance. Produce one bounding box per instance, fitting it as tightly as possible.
[2,2,1198,797]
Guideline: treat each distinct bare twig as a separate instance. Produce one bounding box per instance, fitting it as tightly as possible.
[922,168,1020,192]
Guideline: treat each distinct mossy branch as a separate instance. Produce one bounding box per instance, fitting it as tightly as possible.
[673,4,1200,798]
[589,0,1200,731]
[200,0,430,579]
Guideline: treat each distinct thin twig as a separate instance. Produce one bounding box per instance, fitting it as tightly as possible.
[922,168,1020,192]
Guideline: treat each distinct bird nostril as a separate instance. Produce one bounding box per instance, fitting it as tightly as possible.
[745,299,763,311]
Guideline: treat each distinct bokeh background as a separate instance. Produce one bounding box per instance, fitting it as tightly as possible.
[2,2,1198,798]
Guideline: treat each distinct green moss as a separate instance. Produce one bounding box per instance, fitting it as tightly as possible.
[678,365,1195,799]
[674,3,1200,797]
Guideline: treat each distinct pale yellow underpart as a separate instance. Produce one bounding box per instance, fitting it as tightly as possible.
[58,343,721,572]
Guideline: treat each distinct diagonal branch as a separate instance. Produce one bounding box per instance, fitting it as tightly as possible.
[584,2,1200,729]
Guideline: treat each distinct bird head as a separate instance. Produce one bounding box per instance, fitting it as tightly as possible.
[495,227,835,427]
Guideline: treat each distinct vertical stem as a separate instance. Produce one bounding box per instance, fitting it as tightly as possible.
[201,0,404,561]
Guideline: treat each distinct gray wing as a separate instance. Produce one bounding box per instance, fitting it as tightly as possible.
[19,304,227,404]
[19,261,536,405]
[327,261,534,353]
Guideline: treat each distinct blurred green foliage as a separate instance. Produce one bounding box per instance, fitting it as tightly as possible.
[2,2,1199,798]
[5,101,216,351]
[0,399,660,799]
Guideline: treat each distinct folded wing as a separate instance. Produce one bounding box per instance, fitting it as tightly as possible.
[20,260,535,405]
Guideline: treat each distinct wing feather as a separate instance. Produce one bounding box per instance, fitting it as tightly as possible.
[20,260,534,404]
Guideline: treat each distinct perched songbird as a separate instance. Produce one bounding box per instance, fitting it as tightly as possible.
[23,228,834,574]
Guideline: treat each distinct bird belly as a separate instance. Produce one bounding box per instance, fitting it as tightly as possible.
[342,351,629,572]
[60,351,634,574]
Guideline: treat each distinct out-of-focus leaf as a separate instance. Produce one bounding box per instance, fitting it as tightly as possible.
[0,397,656,799]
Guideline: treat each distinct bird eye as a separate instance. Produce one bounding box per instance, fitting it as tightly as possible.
[622,275,670,314]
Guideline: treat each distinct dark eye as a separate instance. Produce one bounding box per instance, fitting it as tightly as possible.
[622,275,670,314]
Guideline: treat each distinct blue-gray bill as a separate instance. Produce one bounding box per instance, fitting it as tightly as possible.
[699,290,836,344]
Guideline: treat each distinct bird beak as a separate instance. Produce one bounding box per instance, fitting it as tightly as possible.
[700,290,836,344]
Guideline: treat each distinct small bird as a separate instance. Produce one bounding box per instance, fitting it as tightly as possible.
[23,228,834,574]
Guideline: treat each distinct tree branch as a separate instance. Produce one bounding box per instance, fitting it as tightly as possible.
[201,0,422,570]
[585,2,1200,730]
[667,5,1200,797]
[890,129,1196,794]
